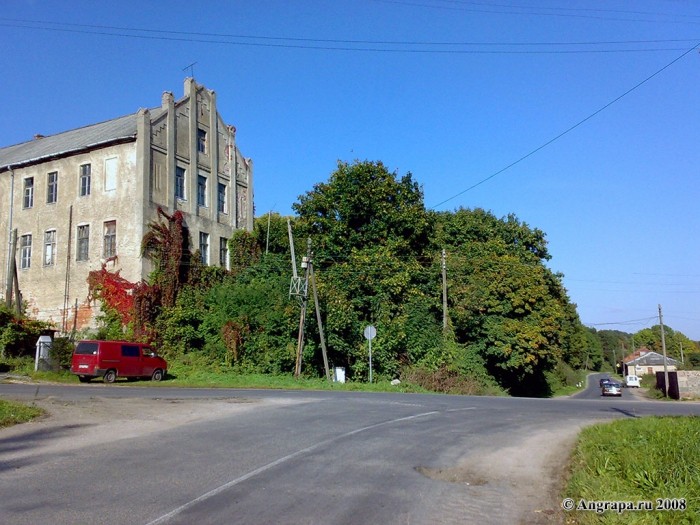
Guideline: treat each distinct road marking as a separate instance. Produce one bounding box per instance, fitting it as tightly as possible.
[144,410,439,525]
[445,407,477,412]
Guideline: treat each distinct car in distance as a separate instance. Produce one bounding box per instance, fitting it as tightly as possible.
[599,377,614,387]
[71,340,167,383]
[624,375,641,388]
[601,382,622,397]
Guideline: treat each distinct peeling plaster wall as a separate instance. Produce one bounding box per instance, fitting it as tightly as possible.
[1,79,254,332]
[0,142,141,331]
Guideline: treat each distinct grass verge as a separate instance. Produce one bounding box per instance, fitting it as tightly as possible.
[0,399,44,428]
[563,416,700,524]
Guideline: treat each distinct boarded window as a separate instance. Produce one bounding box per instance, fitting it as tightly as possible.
[105,157,118,192]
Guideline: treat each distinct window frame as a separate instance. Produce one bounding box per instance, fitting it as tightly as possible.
[217,182,227,214]
[44,229,57,266]
[103,220,117,259]
[199,232,209,265]
[197,175,207,207]
[219,237,229,269]
[47,171,58,204]
[175,166,186,200]
[77,224,90,262]
[20,234,32,269]
[197,128,207,154]
[79,164,91,197]
[23,177,34,209]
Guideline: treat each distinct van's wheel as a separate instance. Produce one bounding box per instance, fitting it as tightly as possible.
[151,369,163,382]
[103,370,117,384]
[78,376,91,383]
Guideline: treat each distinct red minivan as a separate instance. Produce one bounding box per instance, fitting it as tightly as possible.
[70,340,168,383]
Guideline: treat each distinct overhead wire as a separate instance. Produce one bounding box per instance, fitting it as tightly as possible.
[431,41,700,208]
[370,0,700,25]
[0,18,696,53]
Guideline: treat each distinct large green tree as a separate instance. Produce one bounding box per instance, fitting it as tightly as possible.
[432,208,586,395]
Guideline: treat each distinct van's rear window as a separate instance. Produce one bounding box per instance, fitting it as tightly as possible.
[75,342,99,355]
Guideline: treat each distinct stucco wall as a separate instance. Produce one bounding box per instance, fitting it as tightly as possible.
[0,142,142,331]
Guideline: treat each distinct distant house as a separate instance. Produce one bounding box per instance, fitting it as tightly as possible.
[623,347,681,376]
[0,78,254,331]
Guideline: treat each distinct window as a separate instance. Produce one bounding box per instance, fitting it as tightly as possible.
[47,172,58,204]
[121,345,140,358]
[197,175,207,207]
[103,221,116,259]
[219,237,229,269]
[175,167,186,200]
[20,234,32,269]
[197,128,207,153]
[217,183,227,214]
[77,225,90,261]
[105,157,117,192]
[80,164,91,196]
[199,232,209,265]
[23,177,34,208]
[44,230,57,266]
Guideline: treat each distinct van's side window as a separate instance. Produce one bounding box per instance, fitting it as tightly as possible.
[75,342,99,355]
[143,347,154,357]
[121,345,140,357]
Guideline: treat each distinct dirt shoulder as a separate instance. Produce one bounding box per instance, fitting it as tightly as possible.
[0,394,265,464]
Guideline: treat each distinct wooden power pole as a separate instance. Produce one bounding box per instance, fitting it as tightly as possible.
[659,304,669,399]
[442,249,448,330]
[294,238,312,378]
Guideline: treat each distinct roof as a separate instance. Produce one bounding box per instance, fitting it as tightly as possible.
[0,107,164,171]
[623,346,652,363]
[627,350,681,367]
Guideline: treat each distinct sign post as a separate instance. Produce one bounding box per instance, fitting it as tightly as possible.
[363,325,377,383]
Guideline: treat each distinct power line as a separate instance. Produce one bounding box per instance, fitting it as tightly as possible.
[0,19,696,54]
[588,316,658,326]
[431,42,700,209]
[1,18,697,47]
[371,0,700,25]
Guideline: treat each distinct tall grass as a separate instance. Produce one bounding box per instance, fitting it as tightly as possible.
[564,416,700,524]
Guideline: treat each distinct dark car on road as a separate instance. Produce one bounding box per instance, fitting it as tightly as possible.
[599,377,614,387]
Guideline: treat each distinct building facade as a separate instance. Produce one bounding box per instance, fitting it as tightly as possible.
[0,79,253,332]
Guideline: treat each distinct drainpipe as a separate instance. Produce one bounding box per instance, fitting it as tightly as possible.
[5,166,15,307]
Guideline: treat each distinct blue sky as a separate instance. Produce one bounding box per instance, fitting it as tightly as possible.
[2,1,699,340]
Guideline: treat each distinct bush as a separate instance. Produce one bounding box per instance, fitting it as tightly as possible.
[49,338,75,371]
[0,304,52,359]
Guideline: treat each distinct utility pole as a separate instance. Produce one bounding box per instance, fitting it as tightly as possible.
[680,339,684,365]
[659,304,669,399]
[442,249,448,330]
[294,238,312,378]
[265,209,272,255]
[310,262,330,381]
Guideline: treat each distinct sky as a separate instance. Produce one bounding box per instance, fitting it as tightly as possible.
[1,1,699,340]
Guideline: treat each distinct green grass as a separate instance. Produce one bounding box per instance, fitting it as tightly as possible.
[563,416,700,524]
[1,357,433,393]
[0,399,44,428]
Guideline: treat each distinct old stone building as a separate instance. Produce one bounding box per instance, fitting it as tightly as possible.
[0,78,253,332]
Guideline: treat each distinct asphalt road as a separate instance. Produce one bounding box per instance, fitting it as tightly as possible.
[1,381,699,525]
[571,372,639,401]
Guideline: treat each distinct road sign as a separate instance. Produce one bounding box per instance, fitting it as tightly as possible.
[364,325,377,383]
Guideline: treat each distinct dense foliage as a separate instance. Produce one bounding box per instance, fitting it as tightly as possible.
[76,160,698,396]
